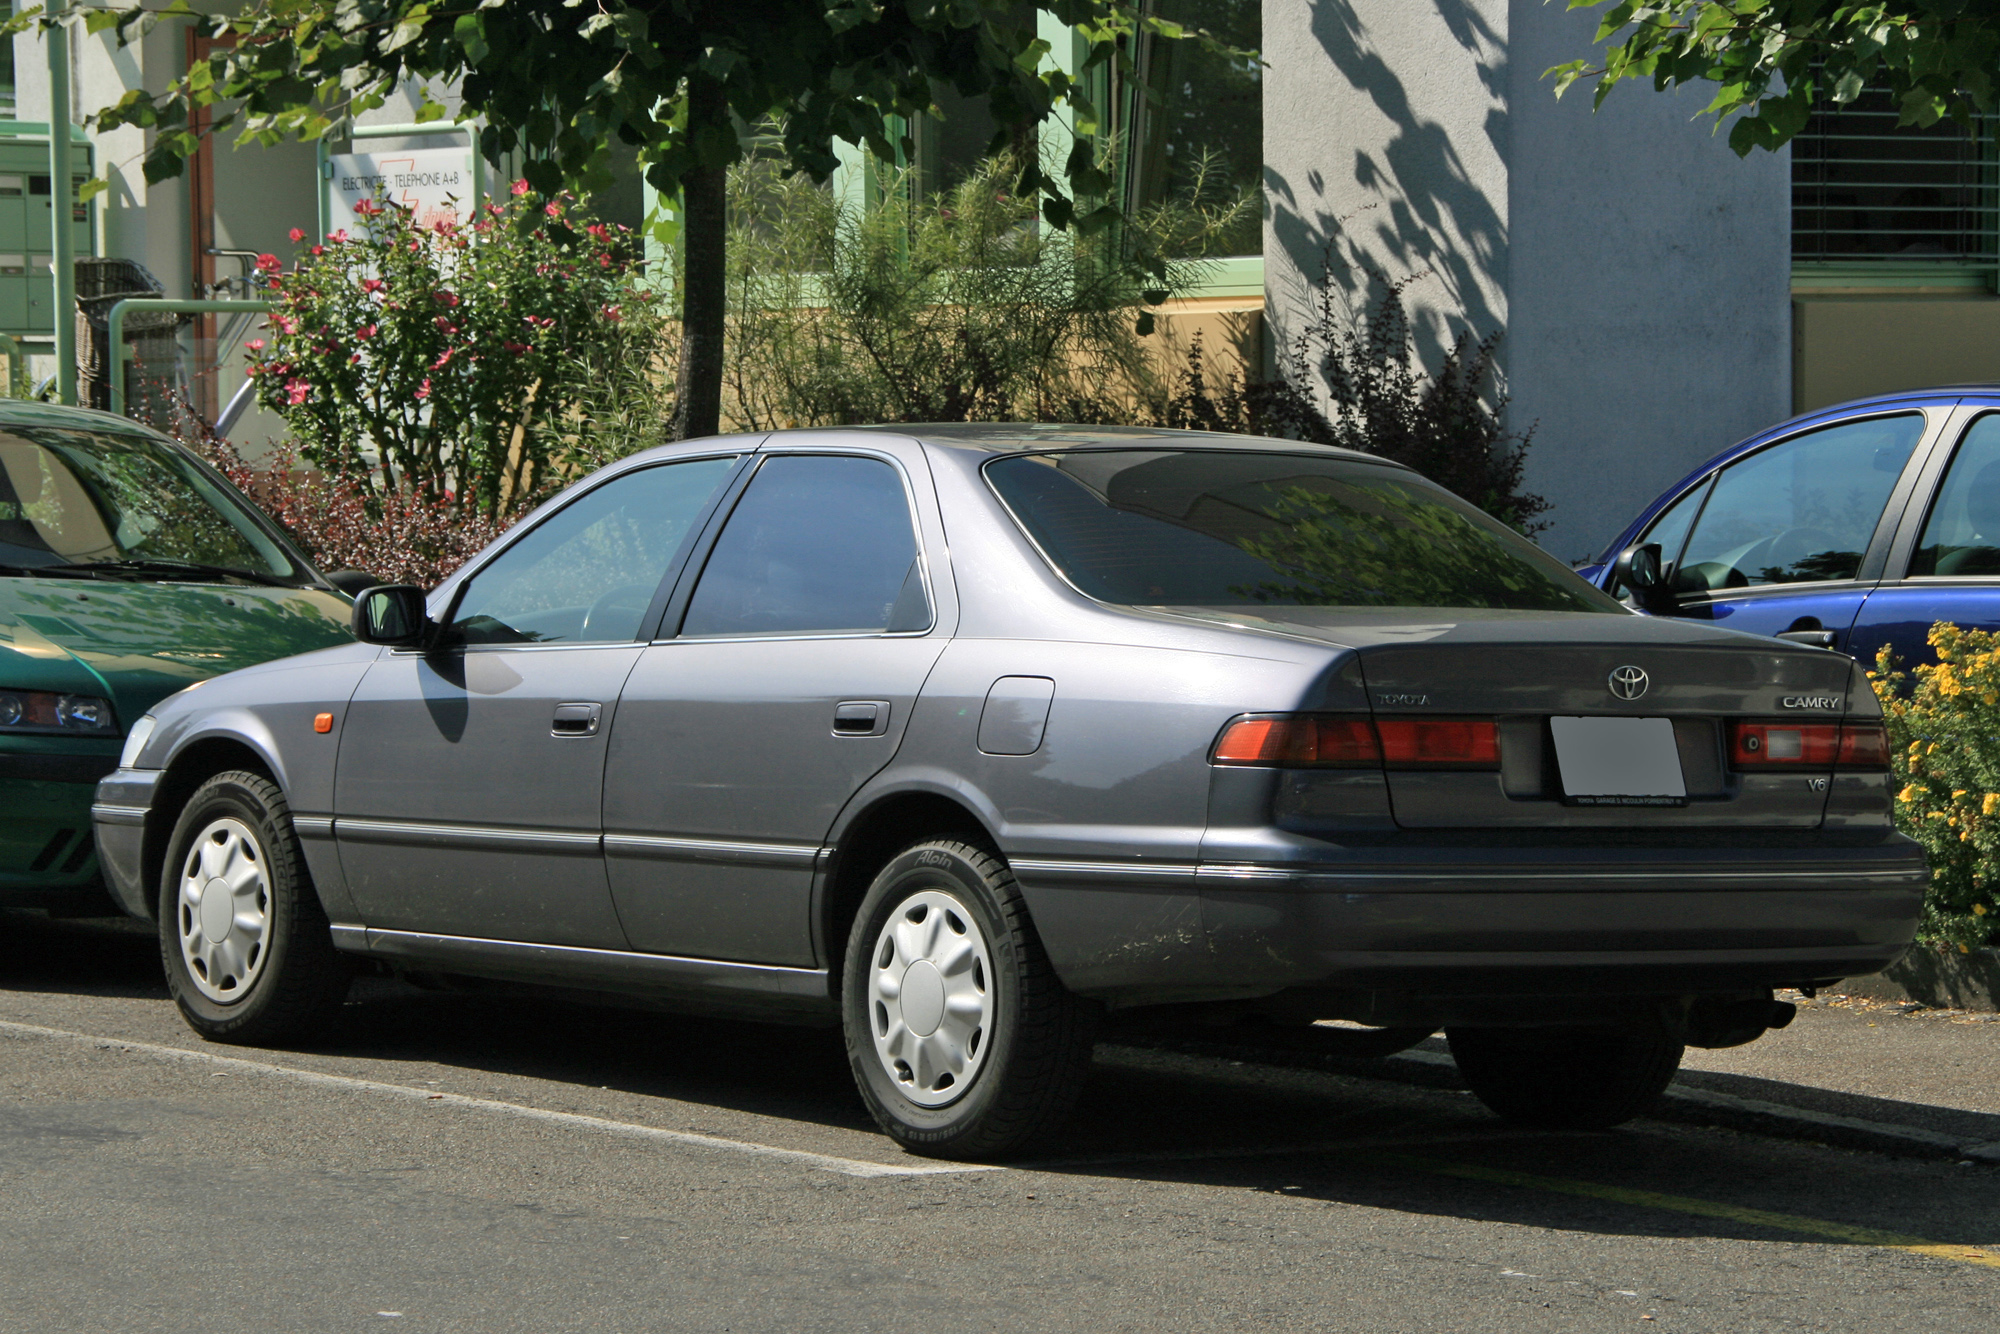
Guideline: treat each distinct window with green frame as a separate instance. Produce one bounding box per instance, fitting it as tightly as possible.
[1792,81,2000,288]
[1109,0,1261,259]
[655,3,1267,292]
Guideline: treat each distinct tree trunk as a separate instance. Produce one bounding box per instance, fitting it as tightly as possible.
[671,77,728,441]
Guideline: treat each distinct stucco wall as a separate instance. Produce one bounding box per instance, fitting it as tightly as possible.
[1263,0,1509,369]
[1263,0,1792,562]
[1506,2,1790,562]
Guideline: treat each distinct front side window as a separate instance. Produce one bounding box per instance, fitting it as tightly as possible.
[986,449,1618,613]
[449,456,736,645]
[681,454,927,637]
[1912,414,2000,576]
[0,427,296,580]
[1673,415,1924,592]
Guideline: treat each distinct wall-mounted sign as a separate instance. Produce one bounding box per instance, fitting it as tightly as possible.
[327,148,474,232]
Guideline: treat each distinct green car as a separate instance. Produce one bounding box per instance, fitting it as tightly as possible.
[1,402,360,915]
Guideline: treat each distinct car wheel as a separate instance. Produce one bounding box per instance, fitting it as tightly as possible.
[842,839,1097,1159]
[1446,1021,1683,1130]
[159,770,350,1045]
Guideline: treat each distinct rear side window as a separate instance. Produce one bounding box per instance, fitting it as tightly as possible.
[1673,415,1923,591]
[681,454,928,637]
[984,449,1616,612]
[1912,414,2000,576]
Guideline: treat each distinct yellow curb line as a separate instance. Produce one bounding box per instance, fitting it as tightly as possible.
[1391,1155,2000,1270]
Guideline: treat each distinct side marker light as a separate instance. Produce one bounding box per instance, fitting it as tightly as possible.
[314,712,334,734]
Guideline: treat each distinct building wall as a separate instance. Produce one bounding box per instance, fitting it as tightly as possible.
[1794,296,2000,411]
[1262,0,1792,562]
[1505,1,1791,562]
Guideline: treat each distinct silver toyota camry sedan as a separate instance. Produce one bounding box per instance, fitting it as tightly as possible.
[91,426,1927,1158]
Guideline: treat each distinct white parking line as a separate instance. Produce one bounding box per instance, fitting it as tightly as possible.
[0,1020,997,1180]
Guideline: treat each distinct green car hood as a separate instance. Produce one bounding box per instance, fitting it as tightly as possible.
[0,577,354,728]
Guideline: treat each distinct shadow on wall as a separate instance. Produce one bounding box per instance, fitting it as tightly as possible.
[1265,0,1508,377]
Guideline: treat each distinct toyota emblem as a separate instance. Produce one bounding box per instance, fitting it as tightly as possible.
[1608,665,1650,701]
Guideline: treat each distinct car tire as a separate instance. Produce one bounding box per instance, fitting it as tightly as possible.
[1446,1021,1683,1130]
[159,770,350,1045]
[842,839,1097,1160]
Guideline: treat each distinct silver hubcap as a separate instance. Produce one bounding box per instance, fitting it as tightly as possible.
[177,817,273,1004]
[867,888,994,1107]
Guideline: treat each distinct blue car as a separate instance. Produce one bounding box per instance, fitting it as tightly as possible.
[1586,386,2000,671]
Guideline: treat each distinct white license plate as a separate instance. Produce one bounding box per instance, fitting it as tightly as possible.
[1549,716,1687,805]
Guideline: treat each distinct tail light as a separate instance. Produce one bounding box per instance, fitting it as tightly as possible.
[1211,714,1499,770]
[1212,715,1381,767]
[1727,720,1889,771]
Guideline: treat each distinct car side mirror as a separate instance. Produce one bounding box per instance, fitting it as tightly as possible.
[351,585,431,647]
[1611,543,1678,615]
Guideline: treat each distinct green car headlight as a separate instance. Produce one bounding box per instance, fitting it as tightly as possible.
[0,689,118,734]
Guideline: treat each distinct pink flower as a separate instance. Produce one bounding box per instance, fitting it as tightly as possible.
[511,179,530,197]
[327,229,349,244]
[433,291,459,308]
[600,304,622,323]
[288,227,305,243]
[285,379,311,405]
[433,218,457,234]
[245,338,265,352]
[355,199,382,217]
[273,315,298,334]
[503,340,531,354]
[544,201,560,217]
[585,223,609,240]
[361,278,384,294]
[254,253,281,273]
[416,377,432,400]
[310,245,324,256]
[433,316,457,334]
[355,324,377,340]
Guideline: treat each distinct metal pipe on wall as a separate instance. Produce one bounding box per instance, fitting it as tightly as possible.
[47,20,75,406]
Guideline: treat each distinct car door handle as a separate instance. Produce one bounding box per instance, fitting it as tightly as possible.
[833,701,888,736]
[1776,629,1837,649]
[551,702,602,737]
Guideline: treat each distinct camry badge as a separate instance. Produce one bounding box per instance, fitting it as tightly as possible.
[1608,665,1650,701]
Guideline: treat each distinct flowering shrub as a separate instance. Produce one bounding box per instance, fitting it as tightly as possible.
[249,185,662,520]
[180,408,508,589]
[1874,623,2000,952]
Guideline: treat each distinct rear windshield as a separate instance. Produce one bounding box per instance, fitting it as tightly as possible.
[985,449,1618,613]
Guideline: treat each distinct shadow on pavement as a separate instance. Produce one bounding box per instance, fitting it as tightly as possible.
[0,908,164,999]
[6,910,1999,1259]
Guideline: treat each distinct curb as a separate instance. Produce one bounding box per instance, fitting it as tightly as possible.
[1117,1033,2000,1165]
[1839,949,2000,1012]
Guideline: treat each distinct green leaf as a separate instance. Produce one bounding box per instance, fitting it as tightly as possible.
[454,12,489,65]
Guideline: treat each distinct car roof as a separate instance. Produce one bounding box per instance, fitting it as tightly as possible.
[801,422,1402,466]
[0,398,169,436]
[1594,382,2000,565]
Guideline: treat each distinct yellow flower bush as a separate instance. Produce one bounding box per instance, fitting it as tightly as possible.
[1874,624,2000,951]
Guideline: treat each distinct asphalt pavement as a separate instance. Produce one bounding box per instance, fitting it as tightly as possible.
[2,909,1996,1333]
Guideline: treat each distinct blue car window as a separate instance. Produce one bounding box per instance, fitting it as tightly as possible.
[449,456,736,645]
[1673,414,1924,591]
[680,454,926,637]
[1912,414,2000,577]
[1626,477,1709,594]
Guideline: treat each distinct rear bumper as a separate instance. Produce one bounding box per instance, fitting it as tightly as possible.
[1014,835,1931,1006]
